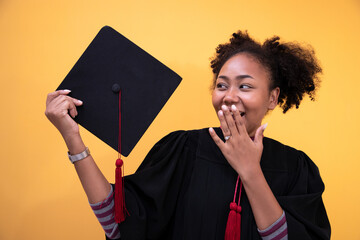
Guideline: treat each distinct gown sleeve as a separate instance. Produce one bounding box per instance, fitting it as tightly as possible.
[277,151,331,240]
[110,130,197,240]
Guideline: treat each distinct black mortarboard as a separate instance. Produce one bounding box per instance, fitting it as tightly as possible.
[57,26,182,157]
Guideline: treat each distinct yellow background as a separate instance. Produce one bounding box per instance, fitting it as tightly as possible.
[1,0,359,239]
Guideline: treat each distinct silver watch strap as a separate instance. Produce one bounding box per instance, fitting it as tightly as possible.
[68,147,90,163]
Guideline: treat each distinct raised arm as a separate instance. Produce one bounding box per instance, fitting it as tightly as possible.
[45,90,111,203]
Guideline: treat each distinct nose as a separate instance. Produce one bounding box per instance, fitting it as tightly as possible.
[223,87,239,105]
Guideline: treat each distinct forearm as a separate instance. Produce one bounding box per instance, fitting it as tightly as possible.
[64,133,111,204]
[241,167,283,230]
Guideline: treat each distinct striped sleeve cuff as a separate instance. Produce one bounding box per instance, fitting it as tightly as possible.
[89,186,121,239]
[258,210,288,240]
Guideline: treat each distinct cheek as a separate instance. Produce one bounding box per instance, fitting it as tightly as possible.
[242,95,269,116]
[241,95,259,109]
[211,92,221,110]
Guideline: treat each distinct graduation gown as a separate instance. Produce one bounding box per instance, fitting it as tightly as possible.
[110,128,330,240]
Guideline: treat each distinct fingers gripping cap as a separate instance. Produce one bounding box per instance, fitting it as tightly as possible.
[57,26,182,156]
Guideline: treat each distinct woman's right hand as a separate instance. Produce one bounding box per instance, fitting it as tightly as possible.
[45,90,83,139]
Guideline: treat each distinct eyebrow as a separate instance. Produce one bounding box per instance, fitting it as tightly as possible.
[218,74,254,80]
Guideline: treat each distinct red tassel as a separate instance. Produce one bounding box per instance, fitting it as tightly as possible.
[225,176,242,240]
[225,202,239,240]
[114,89,127,223]
[114,158,126,223]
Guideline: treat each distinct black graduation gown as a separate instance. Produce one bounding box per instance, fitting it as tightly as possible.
[109,128,330,240]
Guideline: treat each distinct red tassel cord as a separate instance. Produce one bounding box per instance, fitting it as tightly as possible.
[114,89,127,223]
[225,175,243,240]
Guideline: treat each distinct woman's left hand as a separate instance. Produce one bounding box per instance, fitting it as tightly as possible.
[209,104,267,179]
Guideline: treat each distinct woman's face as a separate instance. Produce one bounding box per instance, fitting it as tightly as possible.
[212,53,279,137]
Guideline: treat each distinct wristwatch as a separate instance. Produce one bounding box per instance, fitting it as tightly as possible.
[68,147,90,163]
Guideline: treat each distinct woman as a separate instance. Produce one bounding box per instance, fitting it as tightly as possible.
[45,31,331,239]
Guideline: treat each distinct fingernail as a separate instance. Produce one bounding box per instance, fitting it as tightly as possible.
[263,123,268,130]
[221,105,228,111]
[218,110,223,116]
[63,89,71,93]
[231,105,237,111]
[78,100,83,104]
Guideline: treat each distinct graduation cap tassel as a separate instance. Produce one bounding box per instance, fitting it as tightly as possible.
[115,158,125,223]
[225,175,243,240]
[115,89,127,223]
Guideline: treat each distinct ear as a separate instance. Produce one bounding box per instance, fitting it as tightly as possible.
[268,87,280,110]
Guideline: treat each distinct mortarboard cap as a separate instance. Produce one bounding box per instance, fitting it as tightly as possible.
[57,26,182,157]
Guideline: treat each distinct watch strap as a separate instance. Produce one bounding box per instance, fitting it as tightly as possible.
[68,147,90,163]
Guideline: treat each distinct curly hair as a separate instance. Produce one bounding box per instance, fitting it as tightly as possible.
[210,31,322,113]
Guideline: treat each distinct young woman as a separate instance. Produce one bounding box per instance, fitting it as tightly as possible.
[45,31,330,239]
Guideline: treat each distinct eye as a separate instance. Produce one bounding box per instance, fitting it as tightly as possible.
[240,84,251,89]
[216,83,228,90]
